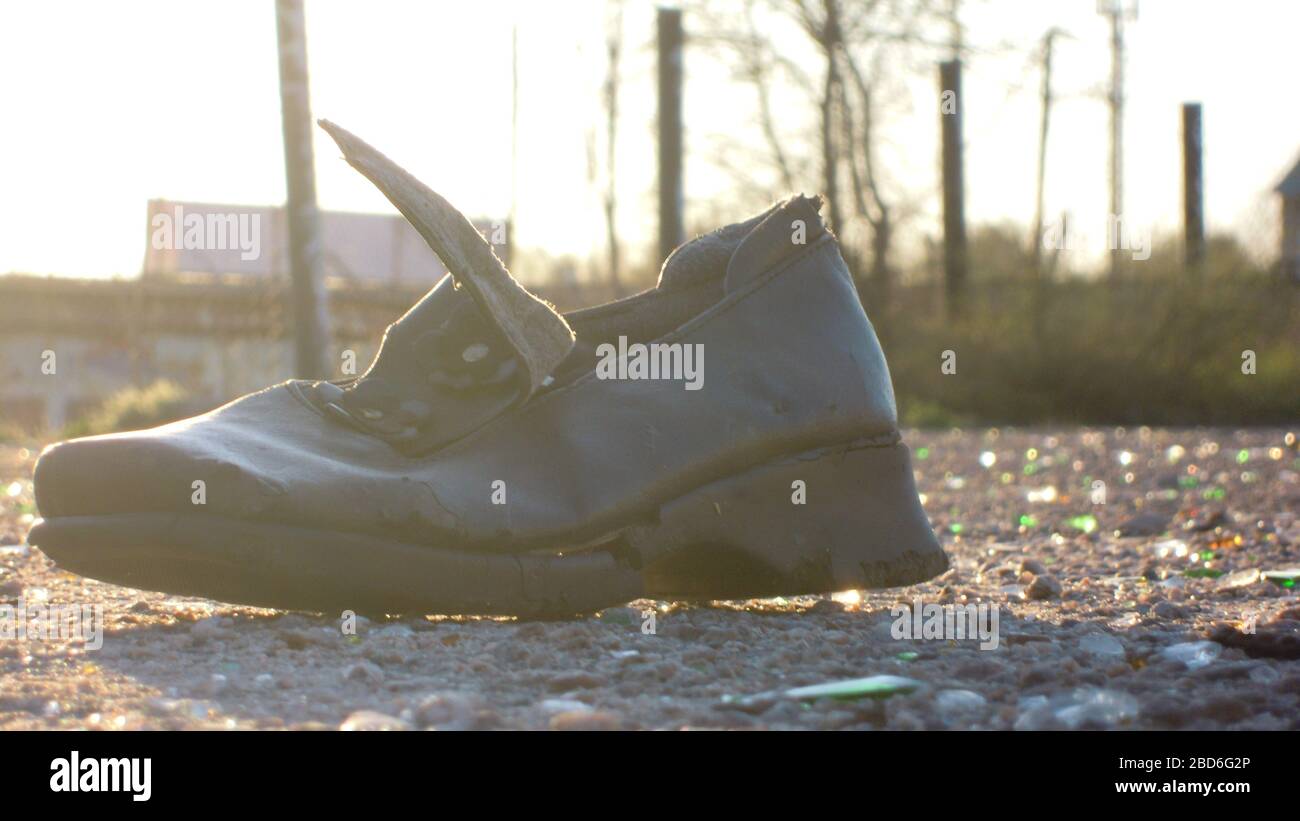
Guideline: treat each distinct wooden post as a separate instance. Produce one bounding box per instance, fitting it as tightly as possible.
[1099,0,1136,278]
[507,24,518,269]
[657,6,685,264]
[1182,102,1205,270]
[275,0,329,380]
[604,1,624,294]
[939,59,967,318]
[1031,30,1060,276]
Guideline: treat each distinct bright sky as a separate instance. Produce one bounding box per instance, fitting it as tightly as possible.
[1,0,1297,279]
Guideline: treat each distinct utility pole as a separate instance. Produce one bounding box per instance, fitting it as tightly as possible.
[508,24,518,269]
[657,6,685,265]
[1031,29,1063,275]
[1099,0,1136,278]
[275,0,329,379]
[604,0,624,294]
[940,59,967,319]
[1182,102,1205,272]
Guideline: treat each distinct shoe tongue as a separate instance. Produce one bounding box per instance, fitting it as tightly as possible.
[312,120,577,454]
[318,120,574,392]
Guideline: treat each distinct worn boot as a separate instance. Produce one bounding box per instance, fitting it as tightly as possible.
[29,120,947,616]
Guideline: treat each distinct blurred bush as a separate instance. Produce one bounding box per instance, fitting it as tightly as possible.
[61,380,205,438]
[871,235,1300,427]
[0,420,28,446]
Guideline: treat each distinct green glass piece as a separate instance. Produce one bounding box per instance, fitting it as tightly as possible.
[785,675,922,701]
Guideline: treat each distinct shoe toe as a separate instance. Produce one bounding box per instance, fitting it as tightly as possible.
[34,431,211,518]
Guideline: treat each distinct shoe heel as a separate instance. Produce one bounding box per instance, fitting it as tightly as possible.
[631,439,947,598]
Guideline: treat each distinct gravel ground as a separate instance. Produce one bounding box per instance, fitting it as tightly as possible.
[2,427,1298,731]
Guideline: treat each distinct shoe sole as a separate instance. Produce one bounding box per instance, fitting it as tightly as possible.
[29,439,947,617]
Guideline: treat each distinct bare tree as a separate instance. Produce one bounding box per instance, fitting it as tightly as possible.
[602,0,624,294]
[696,0,951,296]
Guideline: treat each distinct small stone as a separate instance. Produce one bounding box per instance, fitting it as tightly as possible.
[598,606,641,626]
[190,616,228,638]
[1116,512,1169,537]
[1025,574,1062,600]
[1219,568,1261,589]
[809,598,846,614]
[1078,633,1125,658]
[1150,600,1187,620]
[539,698,592,714]
[1207,624,1300,660]
[936,689,987,716]
[409,692,482,729]
[1018,558,1049,576]
[1017,688,1139,730]
[1160,640,1221,670]
[340,710,410,731]
[1195,694,1251,724]
[1019,663,1061,687]
[343,661,385,684]
[549,710,624,731]
[281,629,323,650]
[546,670,605,692]
[1143,696,1189,728]
[202,673,229,696]
[374,623,414,640]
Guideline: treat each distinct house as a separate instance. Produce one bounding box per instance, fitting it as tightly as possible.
[1276,157,1300,281]
[141,199,510,286]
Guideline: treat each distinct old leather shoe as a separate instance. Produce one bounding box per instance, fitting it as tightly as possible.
[29,121,947,616]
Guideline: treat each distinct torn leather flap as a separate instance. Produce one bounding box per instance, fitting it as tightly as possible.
[307,274,525,456]
[318,119,575,392]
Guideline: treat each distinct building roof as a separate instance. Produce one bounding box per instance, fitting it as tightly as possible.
[1276,155,1300,197]
[141,200,507,286]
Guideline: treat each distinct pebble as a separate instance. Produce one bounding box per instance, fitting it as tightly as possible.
[1116,513,1170,537]
[808,599,846,614]
[936,689,987,716]
[1218,568,1261,589]
[1078,633,1125,658]
[1150,601,1187,620]
[1160,641,1221,670]
[339,710,410,731]
[190,617,228,638]
[539,698,592,714]
[598,606,642,627]
[549,710,624,731]
[408,692,482,729]
[1195,694,1251,724]
[343,661,385,684]
[1025,574,1062,600]
[1018,558,1048,576]
[547,670,605,692]
[1015,688,1139,730]
[202,673,229,696]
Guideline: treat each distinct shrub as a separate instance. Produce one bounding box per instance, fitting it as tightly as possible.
[62,380,206,438]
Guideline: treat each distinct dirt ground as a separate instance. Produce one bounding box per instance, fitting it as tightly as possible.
[2,427,1298,731]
